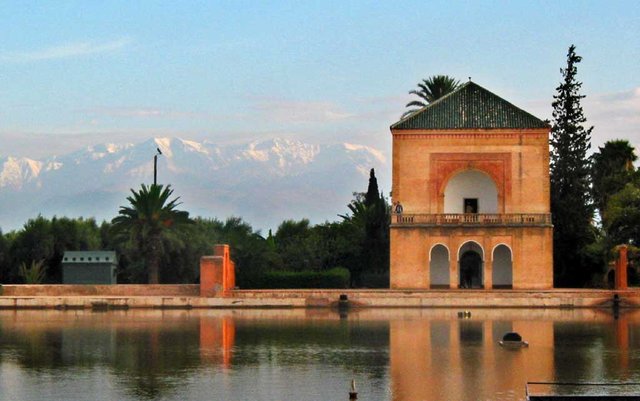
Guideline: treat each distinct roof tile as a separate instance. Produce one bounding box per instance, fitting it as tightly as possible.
[391,81,549,130]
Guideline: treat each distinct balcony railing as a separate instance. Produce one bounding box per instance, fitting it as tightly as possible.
[392,213,552,226]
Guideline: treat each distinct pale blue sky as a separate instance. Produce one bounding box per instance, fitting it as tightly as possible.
[1,1,638,157]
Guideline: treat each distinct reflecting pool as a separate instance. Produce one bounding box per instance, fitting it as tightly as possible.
[0,308,639,401]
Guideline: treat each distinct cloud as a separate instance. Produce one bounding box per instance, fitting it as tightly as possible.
[584,87,640,151]
[522,86,640,152]
[250,98,354,124]
[0,38,131,62]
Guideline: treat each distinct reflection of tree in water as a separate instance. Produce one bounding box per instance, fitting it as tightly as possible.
[0,317,202,400]
[232,318,390,380]
[0,329,65,371]
[0,312,392,399]
[553,320,631,383]
[111,325,201,399]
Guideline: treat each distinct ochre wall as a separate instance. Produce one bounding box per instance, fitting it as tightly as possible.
[390,128,553,289]
[392,129,550,214]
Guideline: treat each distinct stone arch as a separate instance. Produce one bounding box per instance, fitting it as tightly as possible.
[458,241,484,289]
[443,169,499,214]
[492,244,513,289]
[429,244,450,288]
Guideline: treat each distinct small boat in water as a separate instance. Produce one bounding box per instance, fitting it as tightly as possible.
[499,332,528,348]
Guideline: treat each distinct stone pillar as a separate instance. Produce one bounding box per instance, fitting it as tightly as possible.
[615,245,629,290]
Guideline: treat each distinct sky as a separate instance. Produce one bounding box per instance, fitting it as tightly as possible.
[0,1,638,159]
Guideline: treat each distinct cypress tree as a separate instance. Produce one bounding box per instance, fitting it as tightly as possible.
[365,168,380,207]
[550,44,596,287]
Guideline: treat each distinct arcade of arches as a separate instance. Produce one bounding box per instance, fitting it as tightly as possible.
[429,243,513,289]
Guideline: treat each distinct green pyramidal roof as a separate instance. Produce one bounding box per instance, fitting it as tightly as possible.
[391,81,549,130]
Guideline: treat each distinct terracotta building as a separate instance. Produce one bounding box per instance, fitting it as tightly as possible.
[390,81,553,289]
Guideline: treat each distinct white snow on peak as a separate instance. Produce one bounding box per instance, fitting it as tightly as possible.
[343,143,386,164]
[269,138,319,164]
[243,141,270,162]
[180,139,210,155]
[106,143,131,153]
[0,157,42,188]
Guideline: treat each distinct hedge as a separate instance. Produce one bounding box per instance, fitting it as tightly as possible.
[247,267,350,289]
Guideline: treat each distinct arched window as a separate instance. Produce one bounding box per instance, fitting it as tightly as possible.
[430,244,450,288]
[492,244,513,289]
[444,170,498,213]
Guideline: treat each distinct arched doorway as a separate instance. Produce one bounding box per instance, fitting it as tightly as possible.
[492,244,513,289]
[459,242,484,289]
[430,244,450,288]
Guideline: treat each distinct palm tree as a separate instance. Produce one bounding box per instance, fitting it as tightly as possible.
[403,75,461,118]
[112,184,192,284]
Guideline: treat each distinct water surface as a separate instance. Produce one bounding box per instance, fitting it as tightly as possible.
[0,308,638,401]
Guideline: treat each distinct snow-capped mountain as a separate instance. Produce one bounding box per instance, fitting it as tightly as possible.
[0,137,388,232]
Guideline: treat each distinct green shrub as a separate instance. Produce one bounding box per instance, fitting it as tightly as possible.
[19,260,47,284]
[247,267,350,289]
[360,273,389,288]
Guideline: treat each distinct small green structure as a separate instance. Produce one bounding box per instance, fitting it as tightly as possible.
[62,251,118,284]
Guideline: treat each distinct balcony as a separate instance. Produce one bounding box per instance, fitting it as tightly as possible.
[391,213,552,227]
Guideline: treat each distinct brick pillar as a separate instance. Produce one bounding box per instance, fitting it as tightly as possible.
[200,244,235,297]
[615,245,629,290]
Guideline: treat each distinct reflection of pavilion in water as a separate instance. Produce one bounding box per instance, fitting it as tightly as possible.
[389,309,640,401]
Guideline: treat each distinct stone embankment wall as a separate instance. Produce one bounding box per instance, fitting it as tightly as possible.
[1,287,639,309]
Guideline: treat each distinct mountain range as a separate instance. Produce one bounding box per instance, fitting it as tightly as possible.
[0,137,389,232]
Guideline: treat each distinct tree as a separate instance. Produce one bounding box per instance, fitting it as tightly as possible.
[364,168,380,206]
[403,75,461,117]
[274,219,320,271]
[604,183,640,248]
[340,169,390,286]
[111,184,192,284]
[549,45,596,287]
[591,139,638,216]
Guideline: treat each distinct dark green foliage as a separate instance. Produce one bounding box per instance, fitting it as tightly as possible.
[1,216,102,284]
[592,140,639,216]
[0,230,8,283]
[591,140,640,286]
[274,219,319,271]
[403,74,461,117]
[550,45,596,287]
[365,168,380,206]
[604,183,640,248]
[341,169,390,286]
[360,272,390,288]
[248,267,350,289]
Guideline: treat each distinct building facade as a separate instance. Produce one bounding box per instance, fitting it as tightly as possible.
[390,82,553,289]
